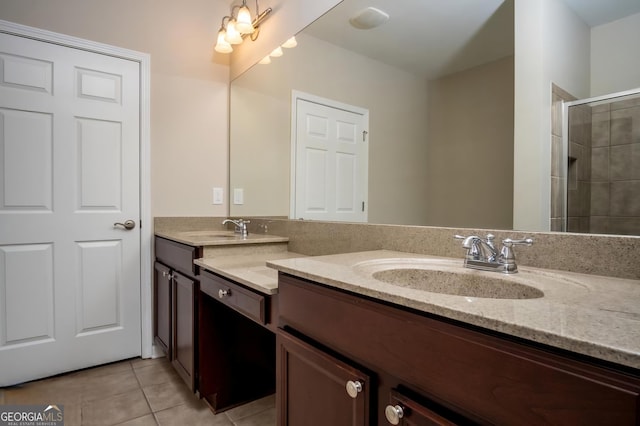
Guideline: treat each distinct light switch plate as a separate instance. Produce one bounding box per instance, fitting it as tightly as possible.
[213,187,224,205]
[233,188,244,205]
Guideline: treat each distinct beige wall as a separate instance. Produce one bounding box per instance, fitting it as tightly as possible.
[0,0,231,217]
[230,33,430,225]
[427,56,514,229]
[513,0,590,231]
[591,12,640,96]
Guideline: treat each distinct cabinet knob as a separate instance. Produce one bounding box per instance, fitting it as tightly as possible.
[345,380,363,399]
[384,404,405,425]
[218,289,230,298]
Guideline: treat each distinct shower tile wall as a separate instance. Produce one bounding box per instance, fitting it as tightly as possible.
[567,103,592,233]
[590,97,640,235]
[551,85,640,236]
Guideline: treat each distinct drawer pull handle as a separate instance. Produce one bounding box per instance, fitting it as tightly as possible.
[345,380,363,399]
[385,404,405,425]
[218,289,231,298]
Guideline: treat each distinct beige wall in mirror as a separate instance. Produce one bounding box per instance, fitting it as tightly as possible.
[230,0,640,235]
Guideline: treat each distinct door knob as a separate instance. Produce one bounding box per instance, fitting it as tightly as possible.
[114,220,136,230]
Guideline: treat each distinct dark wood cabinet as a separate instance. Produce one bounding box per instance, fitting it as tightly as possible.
[198,270,276,413]
[153,261,171,355]
[277,329,370,426]
[385,389,457,426]
[277,272,640,426]
[172,271,196,390]
[154,237,200,393]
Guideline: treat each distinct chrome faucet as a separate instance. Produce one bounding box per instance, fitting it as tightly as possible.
[454,234,533,274]
[222,218,250,237]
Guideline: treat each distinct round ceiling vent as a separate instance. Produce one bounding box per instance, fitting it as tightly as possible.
[349,7,390,30]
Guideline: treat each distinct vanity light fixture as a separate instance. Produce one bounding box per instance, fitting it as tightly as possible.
[224,18,243,45]
[258,36,297,64]
[281,36,297,48]
[214,0,272,54]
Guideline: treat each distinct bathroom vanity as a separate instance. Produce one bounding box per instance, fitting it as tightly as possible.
[269,250,640,425]
[154,226,299,412]
[154,218,640,424]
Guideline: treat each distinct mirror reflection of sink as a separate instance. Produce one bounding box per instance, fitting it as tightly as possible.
[372,269,543,299]
[177,231,237,239]
[354,258,545,300]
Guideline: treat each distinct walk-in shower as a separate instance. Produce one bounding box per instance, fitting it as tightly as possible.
[559,88,640,236]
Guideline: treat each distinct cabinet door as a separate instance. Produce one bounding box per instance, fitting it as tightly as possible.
[277,329,370,426]
[153,262,171,356]
[172,271,196,391]
[384,390,458,426]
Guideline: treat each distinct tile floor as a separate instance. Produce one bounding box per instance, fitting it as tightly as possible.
[0,357,275,426]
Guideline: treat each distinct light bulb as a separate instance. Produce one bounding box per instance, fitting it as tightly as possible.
[282,36,297,48]
[258,55,271,65]
[224,19,243,44]
[236,5,254,34]
[214,29,233,53]
[270,46,283,57]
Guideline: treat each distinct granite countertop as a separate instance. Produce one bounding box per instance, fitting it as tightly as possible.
[267,250,640,370]
[155,229,289,246]
[195,252,306,295]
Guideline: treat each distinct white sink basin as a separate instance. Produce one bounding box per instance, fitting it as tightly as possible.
[353,257,558,300]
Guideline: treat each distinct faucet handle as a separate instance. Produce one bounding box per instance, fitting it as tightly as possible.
[500,237,533,266]
[502,238,533,247]
[485,234,496,249]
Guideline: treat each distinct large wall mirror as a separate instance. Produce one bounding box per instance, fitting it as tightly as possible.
[229,0,640,235]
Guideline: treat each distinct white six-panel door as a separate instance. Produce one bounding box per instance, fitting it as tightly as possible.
[0,32,141,386]
[292,93,369,222]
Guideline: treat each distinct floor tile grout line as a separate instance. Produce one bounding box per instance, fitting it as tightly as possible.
[130,359,159,425]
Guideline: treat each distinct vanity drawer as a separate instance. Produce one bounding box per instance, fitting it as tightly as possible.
[155,236,198,276]
[200,270,265,324]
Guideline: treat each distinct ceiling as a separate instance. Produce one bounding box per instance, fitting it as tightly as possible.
[304,0,513,79]
[563,0,640,26]
[302,0,640,79]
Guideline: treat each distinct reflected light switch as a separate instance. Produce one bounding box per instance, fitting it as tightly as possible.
[233,188,244,205]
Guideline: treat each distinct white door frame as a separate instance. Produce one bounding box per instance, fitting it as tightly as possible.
[0,20,153,359]
[290,90,369,220]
